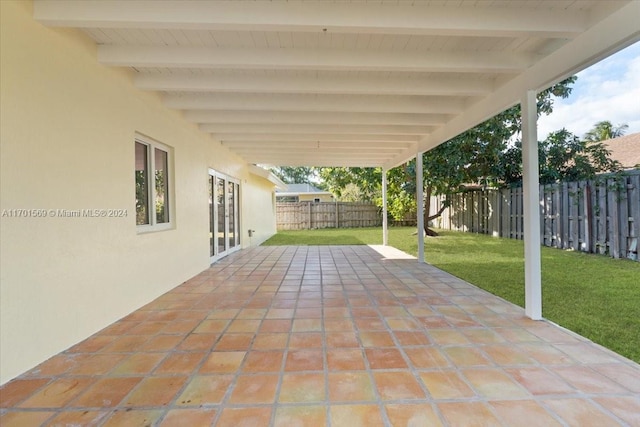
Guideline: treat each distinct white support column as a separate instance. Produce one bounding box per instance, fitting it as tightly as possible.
[416,153,425,263]
[382,168,389,246]
[522,90,542,320]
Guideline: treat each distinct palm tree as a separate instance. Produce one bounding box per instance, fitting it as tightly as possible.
[583,120,629,142]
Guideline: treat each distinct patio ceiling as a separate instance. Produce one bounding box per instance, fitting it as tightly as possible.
[34,0,639,168]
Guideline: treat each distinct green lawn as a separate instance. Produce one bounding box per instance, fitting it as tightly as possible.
[263,227,640,363]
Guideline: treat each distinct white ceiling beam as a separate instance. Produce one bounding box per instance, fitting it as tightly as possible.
[187,111,448,126]
[203,124,433,136]
[166,94,465,114]
[240,151,390,158]
[232,149,401,158]
[235,147,393,159]
[34,1,586,38]
[384,1,640,169]
[240,152,389,164]
[256,159,383,167]
[214,133,418,143]
[136,73,493,97]
[222,141,412,150]
[98,46,534,73]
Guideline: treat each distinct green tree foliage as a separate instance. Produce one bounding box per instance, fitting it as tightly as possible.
[318,167,378,200]
[135,170,148,225]
[319,77,577,235]
[337,183,368,202]
[271,166,315,184]
[499,128,622,186]
[583,120,629,142]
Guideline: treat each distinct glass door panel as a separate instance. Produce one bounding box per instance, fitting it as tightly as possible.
[209,176,215,257]
[228,181,236,248]
[235,183,240,247]
[209,169,240,263]
[217,177,226,255]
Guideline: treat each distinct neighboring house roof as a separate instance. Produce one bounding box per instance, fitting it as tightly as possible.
[602,133,640,169]
[281,184,324,193]
[276,183,333,197]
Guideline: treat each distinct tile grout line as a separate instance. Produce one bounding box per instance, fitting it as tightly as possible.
[267,246,302,426]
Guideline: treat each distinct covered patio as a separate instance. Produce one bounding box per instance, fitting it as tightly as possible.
[24,0,640,324]
[2,245,638,426]
[2,1,640,425]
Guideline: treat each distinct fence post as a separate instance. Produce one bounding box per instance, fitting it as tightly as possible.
[583,183,591,252]
[571,182,579,251]
[607,178,620,258]
[629,174,640,260]
[553,184,560,248]
[597,181,607,254]
[618,176,629,258]
[561,182,569,249]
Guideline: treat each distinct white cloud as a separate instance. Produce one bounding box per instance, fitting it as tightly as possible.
[538,43,640,140]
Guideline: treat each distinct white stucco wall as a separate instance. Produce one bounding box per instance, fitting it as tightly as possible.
[0,0,276,384]
[243,175,278,247]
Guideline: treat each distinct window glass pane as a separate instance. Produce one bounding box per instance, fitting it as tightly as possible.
[155,148,169,224]
[135,142,149,225]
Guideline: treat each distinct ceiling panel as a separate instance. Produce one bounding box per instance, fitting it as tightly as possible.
[33,0,638,168]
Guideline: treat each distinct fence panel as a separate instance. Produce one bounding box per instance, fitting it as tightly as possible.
[429,170,640,261]
[629,174,640,260]
[276,202,380,230]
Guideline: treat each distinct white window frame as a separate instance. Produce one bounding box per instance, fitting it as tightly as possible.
[135,134,174,233]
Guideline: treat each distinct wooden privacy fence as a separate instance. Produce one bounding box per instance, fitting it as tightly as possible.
[430,170,640,261]
[277,202,381,230]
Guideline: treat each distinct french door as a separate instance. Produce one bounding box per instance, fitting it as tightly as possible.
[209,170,240,262]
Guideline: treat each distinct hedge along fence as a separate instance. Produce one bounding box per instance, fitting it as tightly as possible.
[276,202,381,230]
[430,170,640,261]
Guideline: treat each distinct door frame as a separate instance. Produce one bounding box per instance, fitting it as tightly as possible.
[209,169,241,263]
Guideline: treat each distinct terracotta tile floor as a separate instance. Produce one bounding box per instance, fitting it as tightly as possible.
[1,245,639,426]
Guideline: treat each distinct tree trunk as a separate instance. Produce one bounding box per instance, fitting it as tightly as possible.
[422,186,447,237]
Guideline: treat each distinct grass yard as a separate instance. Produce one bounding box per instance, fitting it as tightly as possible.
[263,227,640,363]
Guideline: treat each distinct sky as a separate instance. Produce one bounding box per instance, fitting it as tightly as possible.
[537,41,640,140]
